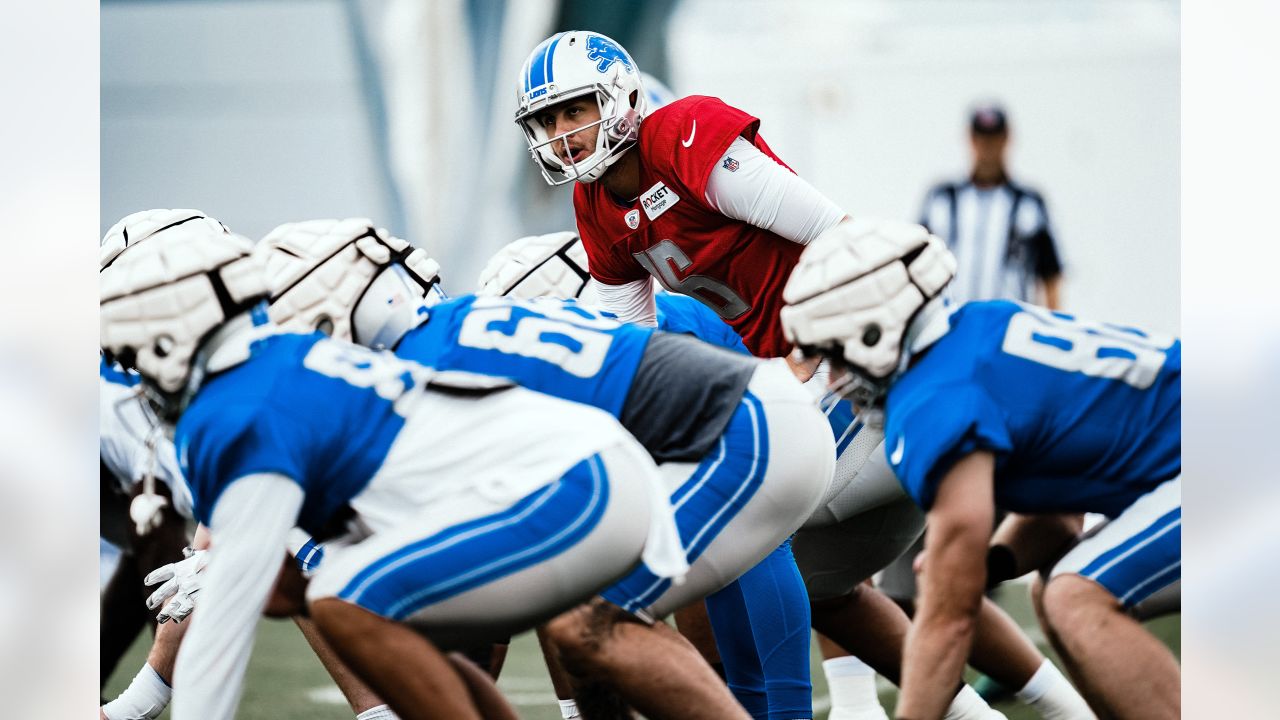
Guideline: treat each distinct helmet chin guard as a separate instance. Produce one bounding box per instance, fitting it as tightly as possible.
[515,31,647,185]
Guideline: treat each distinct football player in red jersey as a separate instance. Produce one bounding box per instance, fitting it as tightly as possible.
[515,31,851,720]
[515,31,1100,720]
[514,30,847,365]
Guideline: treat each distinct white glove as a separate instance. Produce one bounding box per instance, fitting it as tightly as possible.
[144,547,208,623]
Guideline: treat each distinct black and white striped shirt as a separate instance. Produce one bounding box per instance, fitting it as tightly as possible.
[919,179,1062,304]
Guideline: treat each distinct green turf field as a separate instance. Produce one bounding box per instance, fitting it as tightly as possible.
[105,582,1180,719]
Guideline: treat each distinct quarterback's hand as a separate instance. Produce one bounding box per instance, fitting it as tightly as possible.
[144,547,208,623]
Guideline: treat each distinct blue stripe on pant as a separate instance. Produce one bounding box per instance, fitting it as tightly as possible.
[705,539,813,720]
[602,391,769,615]
[338,454,610,620]
[1082,506,1181,608]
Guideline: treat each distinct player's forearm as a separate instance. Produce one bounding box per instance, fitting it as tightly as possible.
[988,512,1083,582]
[898,453,993,719]
[897,533,986,719]
[145,613,190,683]
[191,522,212,550]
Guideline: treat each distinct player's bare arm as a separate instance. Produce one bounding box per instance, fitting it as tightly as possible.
[988,512,1084,585]
[897,451,995,720]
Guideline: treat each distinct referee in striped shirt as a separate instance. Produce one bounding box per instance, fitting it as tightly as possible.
[919,103,1063,309]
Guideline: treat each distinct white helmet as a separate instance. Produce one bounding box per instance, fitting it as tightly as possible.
[100,209,226,271]
[476,231,592,301]
[258,218,444,350]
[640,71,677,110]
[780,219,957,407]
[515,31,646,185]
[99,217,267,418]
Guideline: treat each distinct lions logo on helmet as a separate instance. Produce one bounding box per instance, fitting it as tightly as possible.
[585,35,633,74]
[476,232,592,301]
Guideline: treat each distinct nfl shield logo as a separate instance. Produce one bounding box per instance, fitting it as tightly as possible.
[625,209,640,229]
[722,157,740,172]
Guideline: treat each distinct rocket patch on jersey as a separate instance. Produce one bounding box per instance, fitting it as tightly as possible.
[640,181,680,221]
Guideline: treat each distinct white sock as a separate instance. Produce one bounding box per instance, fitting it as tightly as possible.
[1014,659,1097,719]
[823,656,889,720]
[943,684,1007,720]
[558,698,581,718]
[101,663,171,720]
[355,705,399,720]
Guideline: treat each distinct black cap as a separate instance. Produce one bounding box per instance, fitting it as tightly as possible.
[970,104,1008,135]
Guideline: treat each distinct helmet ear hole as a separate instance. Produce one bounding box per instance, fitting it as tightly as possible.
[861,324,882,347]
[629,89,639,108]
[154,335,175,358]
[314,316,335,337]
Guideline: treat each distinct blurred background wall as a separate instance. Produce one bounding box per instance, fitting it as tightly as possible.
[102,0,1178,333]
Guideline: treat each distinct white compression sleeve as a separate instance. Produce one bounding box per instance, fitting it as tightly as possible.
[172,474,304,720]
[704,136,846,244]
[101,663,171,720]
[588,277,658,326]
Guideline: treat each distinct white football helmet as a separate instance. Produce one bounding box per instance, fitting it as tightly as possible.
[780,218,957,408]
[100,209,226,271]
[640,71,677,110]
[99,217,267,418]
[258,218,444,350]
[476,231,592,301]
[515,31,647,185]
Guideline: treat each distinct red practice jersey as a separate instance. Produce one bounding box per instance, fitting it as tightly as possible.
[574,95,805,358]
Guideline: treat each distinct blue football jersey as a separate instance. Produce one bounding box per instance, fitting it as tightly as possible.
[886,301,1181,517]
[101,355,141,388]
[177,332,423,536]
[398,295,654,418]
[655,292,752,356]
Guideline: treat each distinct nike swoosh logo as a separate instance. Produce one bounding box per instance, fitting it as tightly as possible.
[681,120,697,148]
[890,436,905,465]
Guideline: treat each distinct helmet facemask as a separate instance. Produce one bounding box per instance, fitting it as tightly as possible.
[519,85,641,185]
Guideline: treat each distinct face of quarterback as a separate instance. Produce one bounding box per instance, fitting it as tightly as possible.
[533,97,602,166]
